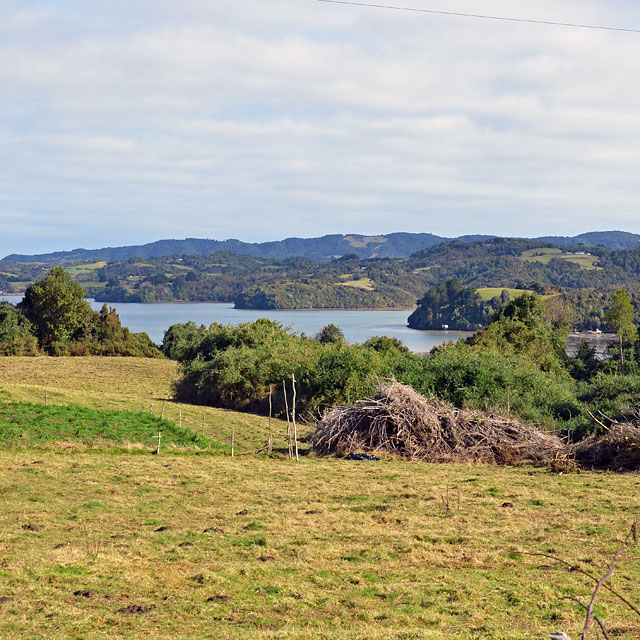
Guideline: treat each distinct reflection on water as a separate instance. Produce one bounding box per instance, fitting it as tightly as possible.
[0,296,470,353]
[566,332,617,360]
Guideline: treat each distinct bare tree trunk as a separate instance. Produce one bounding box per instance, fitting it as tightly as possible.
[619,336,625,375]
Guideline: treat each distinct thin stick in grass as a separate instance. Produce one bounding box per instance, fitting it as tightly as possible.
[268,385,273,455]
[292,374,299,462]
[527,552,640,617]
[560,598,610,640]
[283,379,292,459]
[582,549,623,640]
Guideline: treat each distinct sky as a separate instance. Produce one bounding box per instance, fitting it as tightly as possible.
[2,0,640,257]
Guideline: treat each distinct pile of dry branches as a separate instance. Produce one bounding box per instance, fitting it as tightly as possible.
[569,422,640,471]
[312,382,561,464]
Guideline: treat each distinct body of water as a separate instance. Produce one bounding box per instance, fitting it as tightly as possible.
[0,296,469,353]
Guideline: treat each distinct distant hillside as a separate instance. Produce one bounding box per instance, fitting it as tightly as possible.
[4,233,450,264]
[535,231,640,251]
[5,230,640,264]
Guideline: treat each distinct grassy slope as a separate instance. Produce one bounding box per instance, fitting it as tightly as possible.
[520,249,600,270]
[476,287,534,301]
[0,357,638,638]
[0,401,214,451]
[0,454,638,639]
[338,278,376,291]
[0,357,292,452]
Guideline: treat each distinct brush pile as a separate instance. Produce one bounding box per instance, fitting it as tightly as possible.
[569,422,640,471]
[312,382,561,464]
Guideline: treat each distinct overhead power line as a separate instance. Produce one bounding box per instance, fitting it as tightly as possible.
[316,0,640,34]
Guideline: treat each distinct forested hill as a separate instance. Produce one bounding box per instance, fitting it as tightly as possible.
[4,237,640,314]
[535,231,640,250]
[5,230,639,264]
[4,233,452,263]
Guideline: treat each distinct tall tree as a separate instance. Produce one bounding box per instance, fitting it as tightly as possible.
[18,267,93,350]
[605,288,637,373]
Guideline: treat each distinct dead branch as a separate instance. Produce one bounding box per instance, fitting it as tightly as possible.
[559,597,610,640]
[312,382,561,464]
[527,552,640,618]
[582,549,623,639]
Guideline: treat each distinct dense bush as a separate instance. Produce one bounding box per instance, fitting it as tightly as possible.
[415,344,581,428]
[467,293,569,374]
[168,302,577,428]
[0,303,38,356]
[0,269,161,357]
[408,279,504,331]
[169,292,640,438]
[170,319,424,416]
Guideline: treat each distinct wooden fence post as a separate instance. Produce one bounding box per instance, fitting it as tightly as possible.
[268,385,273,455]
[291,374,299,462]
[283,380,292,459]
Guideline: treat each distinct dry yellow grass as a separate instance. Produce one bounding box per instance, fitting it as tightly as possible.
[0,452,638,639]
[338,278,375,291]
[0,358,639,638]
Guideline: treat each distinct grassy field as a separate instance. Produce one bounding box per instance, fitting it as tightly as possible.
[345,235,387,248]
[0,357,638,639]
[476,287,534,301]
[65,262,108,276]
[520,249,600,270]
[338,277,376,291]
[0,357,291,453]
[0,401,214,451]
[0,453,638,639]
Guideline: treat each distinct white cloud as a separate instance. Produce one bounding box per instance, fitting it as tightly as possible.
[1,0,640,256]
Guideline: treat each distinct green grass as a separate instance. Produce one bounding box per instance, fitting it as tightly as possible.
[520,248,563,260]
[0,357,638,638]
[0,401,218,451]
[0,453,638,639]
[338,278,375,291]
[476,287,534,301]
[65,261,108,275]
[520,249,600,270]
[562,254,601,270]
[0,357,291,452]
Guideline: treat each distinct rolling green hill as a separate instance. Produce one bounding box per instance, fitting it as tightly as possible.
[4,238,640,324]
[5,230,639,264]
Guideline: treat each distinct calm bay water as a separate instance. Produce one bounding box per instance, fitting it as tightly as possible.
[0,296,469,353]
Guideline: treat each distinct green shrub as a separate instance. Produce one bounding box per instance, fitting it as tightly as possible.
[0,302,38,356]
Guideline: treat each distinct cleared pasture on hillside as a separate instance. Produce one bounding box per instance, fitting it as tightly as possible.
[476,287,533,301]
[0,453,638,639]
[0,357,291,452]
[520,249,601,270]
